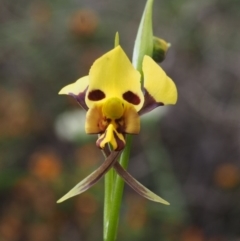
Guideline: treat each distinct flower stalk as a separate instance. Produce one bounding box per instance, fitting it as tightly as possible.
[104,1,155,240]
[103,33,120,235]
[104,135,132,241]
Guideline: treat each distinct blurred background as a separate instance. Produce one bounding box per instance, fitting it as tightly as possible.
[0,0,240,240]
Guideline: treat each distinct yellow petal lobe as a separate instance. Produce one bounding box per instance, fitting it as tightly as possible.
[85,104,104,134]
[123,104,140,134]
[86,46,144,111]
[59,76,89,95]
[143,56,177,105]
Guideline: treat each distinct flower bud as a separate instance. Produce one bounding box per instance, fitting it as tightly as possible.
[152,37,171,63]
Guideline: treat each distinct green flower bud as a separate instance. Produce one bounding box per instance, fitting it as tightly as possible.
[152,37,171,63]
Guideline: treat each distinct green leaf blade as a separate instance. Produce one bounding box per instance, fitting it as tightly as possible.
[132,0,154,72]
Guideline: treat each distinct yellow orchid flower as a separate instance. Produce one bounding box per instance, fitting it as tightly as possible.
[59,46,177,151]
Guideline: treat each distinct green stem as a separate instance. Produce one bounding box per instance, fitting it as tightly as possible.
[104,167,114,234]
[104,135,132,241]
[103,0,154,239]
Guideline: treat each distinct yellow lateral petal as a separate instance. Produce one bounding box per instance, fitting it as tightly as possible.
[59,76,89,95]
[86,46,144,111]
[123,103,140,134]
[142,56,177,105]
[85,104,105,134]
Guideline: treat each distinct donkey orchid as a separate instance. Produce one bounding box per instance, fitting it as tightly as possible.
[59,46,177,150]
[57,45,177,204]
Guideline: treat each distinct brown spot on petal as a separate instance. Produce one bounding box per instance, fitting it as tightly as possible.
[116,118,125,133]
[123,91,140,105]
[96,132,107,149]
[113,131,125,151]
[88,89,105,101]
[138,89,163,115]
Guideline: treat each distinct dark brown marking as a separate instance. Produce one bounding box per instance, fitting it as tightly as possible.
[88,89,105,101]
[138,89,163,115]
[113,131,125,151]
[123,91,141,105]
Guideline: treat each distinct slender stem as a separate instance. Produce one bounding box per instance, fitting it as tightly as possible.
[104,135,132,241]
[103,0,154,239]
[104,166,114,235]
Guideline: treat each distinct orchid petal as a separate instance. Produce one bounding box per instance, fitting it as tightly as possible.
[96,124,126,151]
[142,56,177,106]
[57,151,120,203]
[114,162,170,205]
[85,104,104,134]
[59,76,89,110]
[138,91,163,116]
[59,76,89,96]
[123,104,140,134]
[86,46,144,111]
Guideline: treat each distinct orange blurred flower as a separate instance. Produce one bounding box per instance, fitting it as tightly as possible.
[0,215,23,241]
[125,194,148,230]
[27,223,54,241]
[28,150,62,181]
[214,163,240,189]
[181,226,205,241]
[75,143,102,168]
[0,88,32,137]
[75,193,99,215]
[69,9,99,37]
